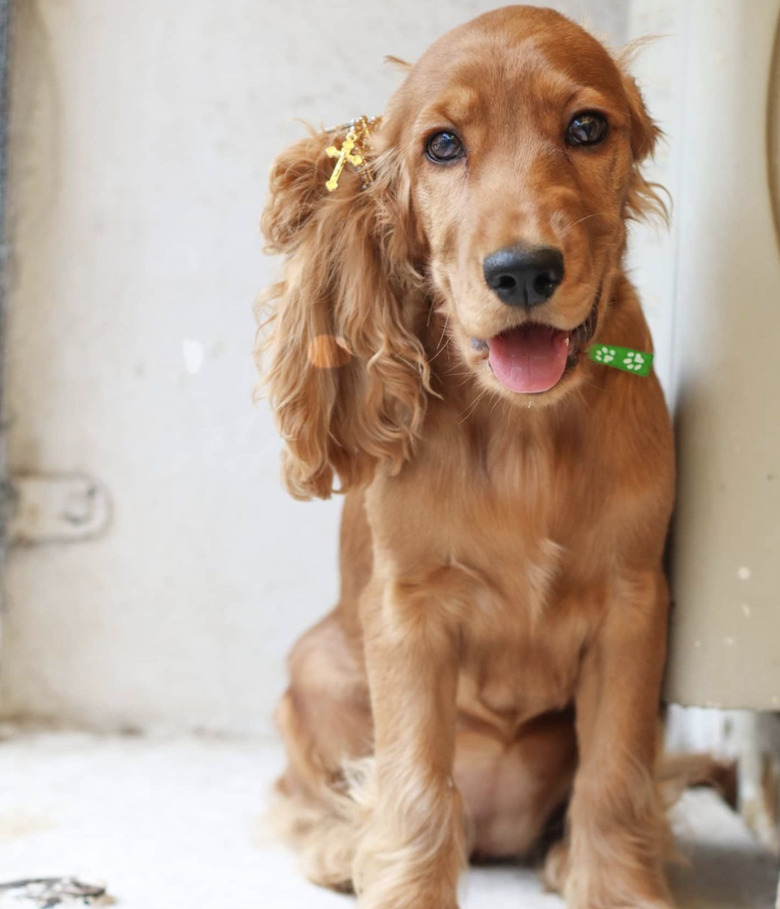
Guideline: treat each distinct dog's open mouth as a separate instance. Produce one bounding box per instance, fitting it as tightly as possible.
[487,324,573,394]
[480,292,601,395]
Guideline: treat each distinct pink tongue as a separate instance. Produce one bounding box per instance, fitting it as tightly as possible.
[488,325,569,394]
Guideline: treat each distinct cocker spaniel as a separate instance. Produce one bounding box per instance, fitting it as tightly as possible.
[258,6,675,908]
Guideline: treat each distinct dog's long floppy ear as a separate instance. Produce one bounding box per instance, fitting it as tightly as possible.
[617,47,667,223]
[258,123,431,501]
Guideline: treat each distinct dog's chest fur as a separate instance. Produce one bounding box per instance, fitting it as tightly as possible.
[368,398,618,735]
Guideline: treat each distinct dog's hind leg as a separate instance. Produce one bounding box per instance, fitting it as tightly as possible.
[272,610,373,891]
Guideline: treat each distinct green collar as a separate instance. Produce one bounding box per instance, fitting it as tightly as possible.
[589,344,653,376]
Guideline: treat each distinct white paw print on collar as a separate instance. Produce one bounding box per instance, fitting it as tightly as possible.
[623,351,646,371]
[593,346,616,363]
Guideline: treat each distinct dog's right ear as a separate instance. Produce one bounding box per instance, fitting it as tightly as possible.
[257,124,431,501]
[261,129,333,255]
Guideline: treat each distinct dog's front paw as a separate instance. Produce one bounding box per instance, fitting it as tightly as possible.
[357,876,459,909]
[567,899,675,909]
[353,784,465,909]
[565,885,676,909]
[358,897,459,909]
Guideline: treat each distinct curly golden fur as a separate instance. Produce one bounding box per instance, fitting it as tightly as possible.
[258,6,676,908]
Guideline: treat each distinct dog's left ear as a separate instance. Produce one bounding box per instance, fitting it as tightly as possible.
[618,60,667,222]
[622,71,661,163]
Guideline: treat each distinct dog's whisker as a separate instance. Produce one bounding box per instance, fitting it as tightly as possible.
[558,210,611,236]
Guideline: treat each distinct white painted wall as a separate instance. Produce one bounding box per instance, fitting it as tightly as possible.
[662,0,780,710]
[1,0,686,736]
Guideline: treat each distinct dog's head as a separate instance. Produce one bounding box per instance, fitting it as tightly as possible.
[260,5,661,499]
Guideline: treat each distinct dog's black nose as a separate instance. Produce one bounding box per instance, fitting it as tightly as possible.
[483,245,564,307]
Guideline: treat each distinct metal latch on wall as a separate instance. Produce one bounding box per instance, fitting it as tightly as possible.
[5,474,111,545]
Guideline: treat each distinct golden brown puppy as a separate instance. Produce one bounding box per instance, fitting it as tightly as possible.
[259,6,675,908]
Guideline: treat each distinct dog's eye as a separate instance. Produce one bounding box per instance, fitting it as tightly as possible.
[425,131,465,163]
[566,112,609,147]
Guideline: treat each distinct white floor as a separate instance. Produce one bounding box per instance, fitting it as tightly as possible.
[0,731,777,908]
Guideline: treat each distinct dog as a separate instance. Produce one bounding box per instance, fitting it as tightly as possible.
[258,6,675,908]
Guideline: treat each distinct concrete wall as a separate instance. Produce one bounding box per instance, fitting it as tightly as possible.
[0,1,678,735]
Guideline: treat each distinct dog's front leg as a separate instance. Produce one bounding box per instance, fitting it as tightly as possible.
[565,570,673,909]
[354,577,466,909]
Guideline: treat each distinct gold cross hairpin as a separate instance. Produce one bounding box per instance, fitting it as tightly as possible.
[325,116,381,192]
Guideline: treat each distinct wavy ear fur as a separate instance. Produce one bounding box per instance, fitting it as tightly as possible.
[617,45,668,224]
[258,125,431,500]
